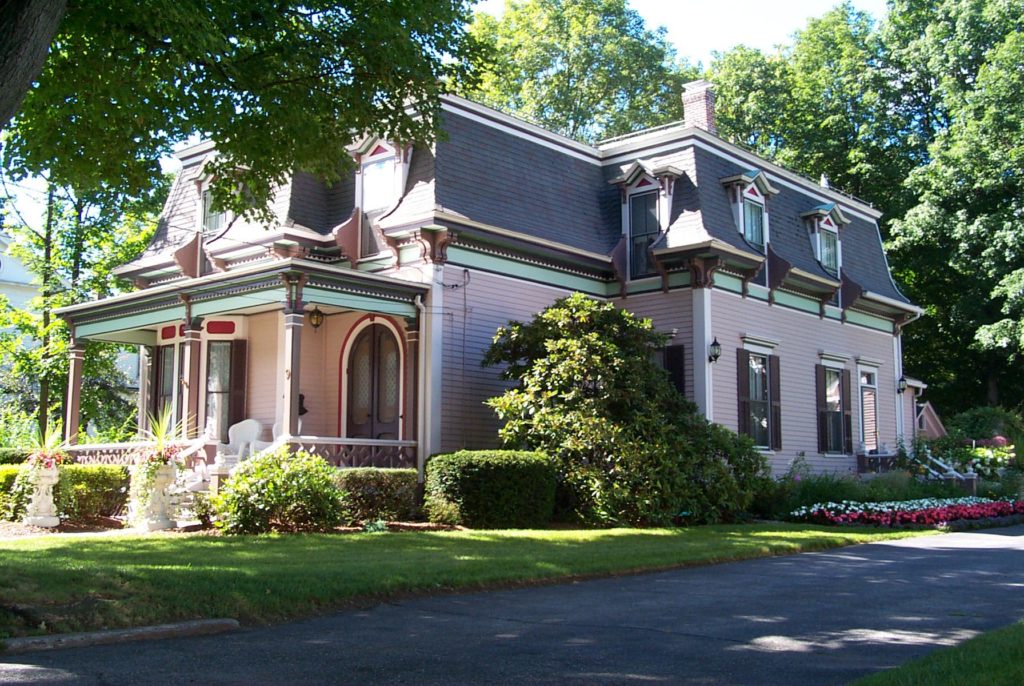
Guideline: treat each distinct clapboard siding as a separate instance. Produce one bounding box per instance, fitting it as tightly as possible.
[613,289,695,401]
[246,311,280,435]
[710,289,898,474]
[440,265,571,453]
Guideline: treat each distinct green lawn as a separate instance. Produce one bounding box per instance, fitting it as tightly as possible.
[0,523,932,640]
[855,621,1024,686]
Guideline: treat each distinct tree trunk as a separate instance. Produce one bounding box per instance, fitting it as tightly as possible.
[0,0,67,128]
[38,182,55,436]
[987,371,999,407]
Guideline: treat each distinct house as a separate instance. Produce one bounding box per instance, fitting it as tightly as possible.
[0,231,37,311]
[55,80,922,477]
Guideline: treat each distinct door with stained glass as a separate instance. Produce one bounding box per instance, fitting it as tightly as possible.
[346,324,401,440]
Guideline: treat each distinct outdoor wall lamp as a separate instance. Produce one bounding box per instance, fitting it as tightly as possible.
[308,306,325,330]
[708,337,722,364]
[897,375,908,394]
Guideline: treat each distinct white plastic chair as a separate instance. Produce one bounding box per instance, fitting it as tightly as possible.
[252,418,302,454]
[215,419,262,469]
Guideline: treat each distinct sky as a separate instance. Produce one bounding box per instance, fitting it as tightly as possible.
[5,0,890,235]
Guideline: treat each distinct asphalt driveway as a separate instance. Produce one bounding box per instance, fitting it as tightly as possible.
[2,525,1023,685]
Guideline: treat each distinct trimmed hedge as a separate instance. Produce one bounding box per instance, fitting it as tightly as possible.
[333,468,419,524]
[0,448,30,465]
[0,465,21,519]
[55,465,130,520]
[424,450,557,528]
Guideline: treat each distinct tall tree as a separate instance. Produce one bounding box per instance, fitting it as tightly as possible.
[1,1,479,219]
[0,177,169,434]
[465,0,697,142]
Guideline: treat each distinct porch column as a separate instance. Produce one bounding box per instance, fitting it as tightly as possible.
[181,319,203,438]
[137,345,152,434]
[282,312,303,436]
[64,340,85,445]
[691,258,718,421]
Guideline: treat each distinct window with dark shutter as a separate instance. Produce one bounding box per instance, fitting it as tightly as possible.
[664,344,685,396]
[769,355,782,450]
[816,364,828,453]
[737,348,751,437]
[817,364,849,454]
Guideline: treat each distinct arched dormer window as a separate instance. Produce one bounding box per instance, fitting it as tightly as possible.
[802,204,850,278]
[722,170,779,254]
[360,141,399,214]
[610,160,681,280]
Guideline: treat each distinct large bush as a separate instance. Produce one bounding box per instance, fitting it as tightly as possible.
[424,451,557,528]
[484,293,768,526]
[0,449,30,465]
[947,407,1024,447]
[333,468,419,524]
[214,448,347,534]
[55,465,129,521]
[0,465,21,519]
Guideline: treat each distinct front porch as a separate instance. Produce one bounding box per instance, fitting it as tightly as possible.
[57,258,435,477]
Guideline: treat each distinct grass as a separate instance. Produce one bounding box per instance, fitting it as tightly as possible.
[0,523,933,640]
[855,621,1024,686]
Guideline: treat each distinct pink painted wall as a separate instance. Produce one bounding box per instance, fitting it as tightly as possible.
[710,288,899,475]
[614,288,694,401]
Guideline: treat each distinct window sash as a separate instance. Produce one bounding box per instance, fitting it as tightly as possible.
[205,341,232,443]
[824,367,844,452]
[629,192,659,278]
[202,191,225,236]
[821,229,838,274]
[743,201,764,248]
[861,386,878,451]
[747,353,770,447]
[362,157,396,211]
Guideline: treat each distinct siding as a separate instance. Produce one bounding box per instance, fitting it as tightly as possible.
[440,265,572,453]
[246,311,280,437]
[710,289,898,475]
[614,289,695,401]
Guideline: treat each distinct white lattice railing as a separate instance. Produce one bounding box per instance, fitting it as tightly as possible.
[255,435,417,469]
[67,439,207,466]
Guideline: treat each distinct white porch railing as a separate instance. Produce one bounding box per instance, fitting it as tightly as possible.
[255,436,417,469]
[66,439,207,466]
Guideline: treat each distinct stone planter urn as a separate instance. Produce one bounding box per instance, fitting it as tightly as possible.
[22,466,60,528]
[134,463,177,532]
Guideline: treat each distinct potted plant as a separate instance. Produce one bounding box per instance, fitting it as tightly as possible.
[19,422,68,528]
[128,409,184,531]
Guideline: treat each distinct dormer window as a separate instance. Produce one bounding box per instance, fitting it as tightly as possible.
[201,190,225,236]
[361,143,398,213]
[803,205,849,278]
[722,170,778,254]
[743,199,764,249]
[629,191,659,278]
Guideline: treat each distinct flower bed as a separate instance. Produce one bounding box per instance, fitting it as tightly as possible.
[788,496,1024,528]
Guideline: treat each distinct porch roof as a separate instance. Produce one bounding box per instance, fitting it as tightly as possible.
[56,258,428,344]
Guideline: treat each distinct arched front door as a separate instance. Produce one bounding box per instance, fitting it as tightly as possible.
[346,323,401,440]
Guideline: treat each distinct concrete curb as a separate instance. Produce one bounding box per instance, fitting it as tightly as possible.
[1,618,240,654]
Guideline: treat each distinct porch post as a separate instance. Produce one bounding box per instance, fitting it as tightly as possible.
[690,258,718,421]
[137,345,152,434]
[181,318,203,438]
[282,311,303,437]
[64,339,85,445]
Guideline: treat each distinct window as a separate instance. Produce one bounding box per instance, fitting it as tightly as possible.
[821,228,839,275]
[362,155,396,212]
[860,370,878,452]
[743,200,764,249]
[816,364,852,454]
[153,344,175,417]
[204,340,247,443]
[738,348,781,450]
[201,191,225,236]
[657,344,686,397]
[629,191,659,278]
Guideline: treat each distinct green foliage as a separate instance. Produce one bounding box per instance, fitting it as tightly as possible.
[3,1,480,219]
[465,0,697,142]
[484,293,767,526]
[213,448,346,534]
[424,451,557,528]
[54,466,129,521]
[332,468,420,525]
[0,448,30,465]
[947,407,1024,446]
[0,465,22,520]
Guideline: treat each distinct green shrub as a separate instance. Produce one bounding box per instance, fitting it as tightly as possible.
[332,468,419,524]
[947,406,1024,446]
[213,448,347,534]
[0,465,22,519]
[425,451,556,528]
[0,448,30,465]
[54,465,129,521]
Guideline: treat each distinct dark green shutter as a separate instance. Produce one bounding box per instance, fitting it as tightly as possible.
[737,348,751,437]
[665,344,685,396]
[815,364,828,453]
[769,355,782,450]
[842,367,853,454]
[229,340,248,427]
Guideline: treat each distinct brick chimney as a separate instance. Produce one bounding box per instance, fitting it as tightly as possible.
[682,79,717,135]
